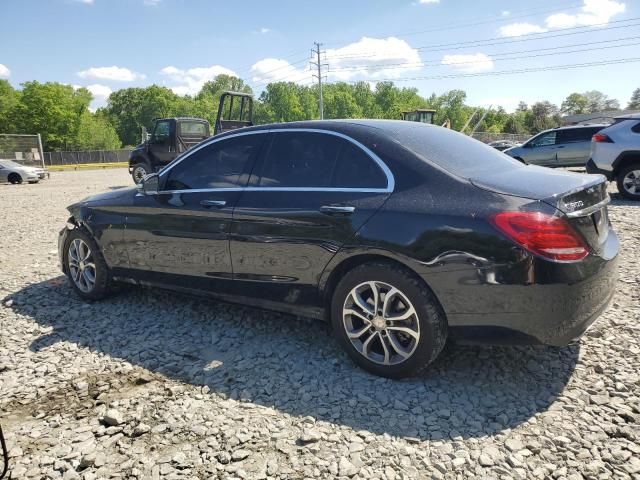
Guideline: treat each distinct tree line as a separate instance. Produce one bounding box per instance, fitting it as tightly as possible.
[0,76,638,151]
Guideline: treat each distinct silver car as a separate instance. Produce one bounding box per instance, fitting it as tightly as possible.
[504,125,606,167]
[0,160,42,184]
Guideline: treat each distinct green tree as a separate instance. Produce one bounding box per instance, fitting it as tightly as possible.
[628,88,640,109]
[74,111,121,150]
[561,93,589,115]
[526,101,561,133]
[583,90,620,112]
[0,80,21,133]
[13,81,91,150]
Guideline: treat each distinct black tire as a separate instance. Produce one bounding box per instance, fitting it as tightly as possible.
[131,162,151,184]
[63,228,112,300]
[331,262,447,378]
[8,173,22,184]
[616,163,640,201]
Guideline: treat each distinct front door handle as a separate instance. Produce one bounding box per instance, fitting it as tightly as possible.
[319,205,355,215]
[200,199,226,208]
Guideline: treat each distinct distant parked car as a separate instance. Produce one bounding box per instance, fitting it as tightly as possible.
[488,140,520,151]
[58,120,619,378]
[587,113,640,200]
[0,160,43,184]
[504,124,607,167]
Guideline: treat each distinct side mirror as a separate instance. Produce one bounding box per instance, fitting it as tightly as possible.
[140,173,159,195]
[523,142,533,148]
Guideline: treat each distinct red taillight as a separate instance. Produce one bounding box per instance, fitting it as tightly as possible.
[592,133,613,143]
[490,211,589,262]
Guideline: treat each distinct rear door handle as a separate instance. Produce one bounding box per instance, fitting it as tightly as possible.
[200,199,226,208]
[319,205,355,215]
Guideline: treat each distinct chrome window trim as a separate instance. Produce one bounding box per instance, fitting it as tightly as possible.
[158,127,395,194]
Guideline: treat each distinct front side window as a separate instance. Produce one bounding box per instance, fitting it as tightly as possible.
[164,134,264,191]
[152,121,171,145]
[530,131,556,147]
[257,132,386,189]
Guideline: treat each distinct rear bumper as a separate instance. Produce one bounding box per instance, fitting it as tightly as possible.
[429,230,620,346]
[586,159,614,181]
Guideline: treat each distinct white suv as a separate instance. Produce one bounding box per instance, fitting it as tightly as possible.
[587,113,640,200]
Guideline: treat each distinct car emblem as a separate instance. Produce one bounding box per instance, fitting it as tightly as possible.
[565,200,584,211]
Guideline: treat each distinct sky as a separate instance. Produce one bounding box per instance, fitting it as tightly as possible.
[0,0,638,112]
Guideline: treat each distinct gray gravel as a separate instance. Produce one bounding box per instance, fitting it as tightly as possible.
[1,169,639,479]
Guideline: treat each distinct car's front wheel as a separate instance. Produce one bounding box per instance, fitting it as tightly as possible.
[616,163,640,200]
[331,263,447,378]
[8,173,22,184]
[64,229,112,300]
[131,163,151,184]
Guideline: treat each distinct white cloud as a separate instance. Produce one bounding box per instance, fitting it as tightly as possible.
[327,37,423,81]
[501,10,510,17]
[545,0,625,28]
[250,36,423,87]
[160,65,238,95]
[86,84,112,99]
[418,0,440,3]
[77,66,145,82]
[500,0,626,36]
[441,53,494,73]
[499,22,547,37]
[253,27,271,34]
[74,0,94,4]
[0,64,10,79]
[143,0,161,5]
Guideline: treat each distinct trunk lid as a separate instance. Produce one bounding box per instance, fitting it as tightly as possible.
[471,166,611,253]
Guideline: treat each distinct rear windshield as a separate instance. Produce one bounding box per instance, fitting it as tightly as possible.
[389,123,524,179]
[179,121,207,136]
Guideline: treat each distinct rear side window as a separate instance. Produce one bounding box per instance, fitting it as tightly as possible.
[557,127,602,143]
[332,141,386,188]
[179,122,207,136]
[164,134,264,190]
[257,132,386,189]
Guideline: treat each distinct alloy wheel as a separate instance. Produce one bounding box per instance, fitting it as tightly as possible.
[622,169,640,196]
[133,166,147,183]
[68,238,97,293]
[342,281,420,365]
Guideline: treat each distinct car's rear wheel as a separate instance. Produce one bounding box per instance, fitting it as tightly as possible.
[131,163,151,184]
[331,263,447,378]
[8,173,22,184]
[64,229,112,300]
[616,163,640,200]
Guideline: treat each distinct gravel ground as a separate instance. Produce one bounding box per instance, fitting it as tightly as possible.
[0,169,639,480]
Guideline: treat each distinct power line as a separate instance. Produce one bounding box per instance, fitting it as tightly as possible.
[327,36,640,72]
[345,57,640,83]
[323,1,582,46]
[326,17,640,59]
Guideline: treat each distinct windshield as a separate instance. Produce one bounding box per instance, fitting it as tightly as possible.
[389,123,524,179]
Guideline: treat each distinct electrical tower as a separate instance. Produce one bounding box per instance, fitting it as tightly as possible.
[311,42,328,120]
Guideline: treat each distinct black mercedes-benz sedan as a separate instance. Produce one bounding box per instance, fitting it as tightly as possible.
[58,120,619,378]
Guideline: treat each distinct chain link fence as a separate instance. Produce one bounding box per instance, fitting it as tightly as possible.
[0,134,45,168]
[43,149,131,166]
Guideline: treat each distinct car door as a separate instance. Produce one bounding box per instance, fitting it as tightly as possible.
[229,129,393,316]
[148,120,176,166]
[555,127,601,167]
[123,132,266,292]
[523,131,557,166]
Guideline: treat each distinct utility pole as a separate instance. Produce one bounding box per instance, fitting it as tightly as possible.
[311,42,327,119]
